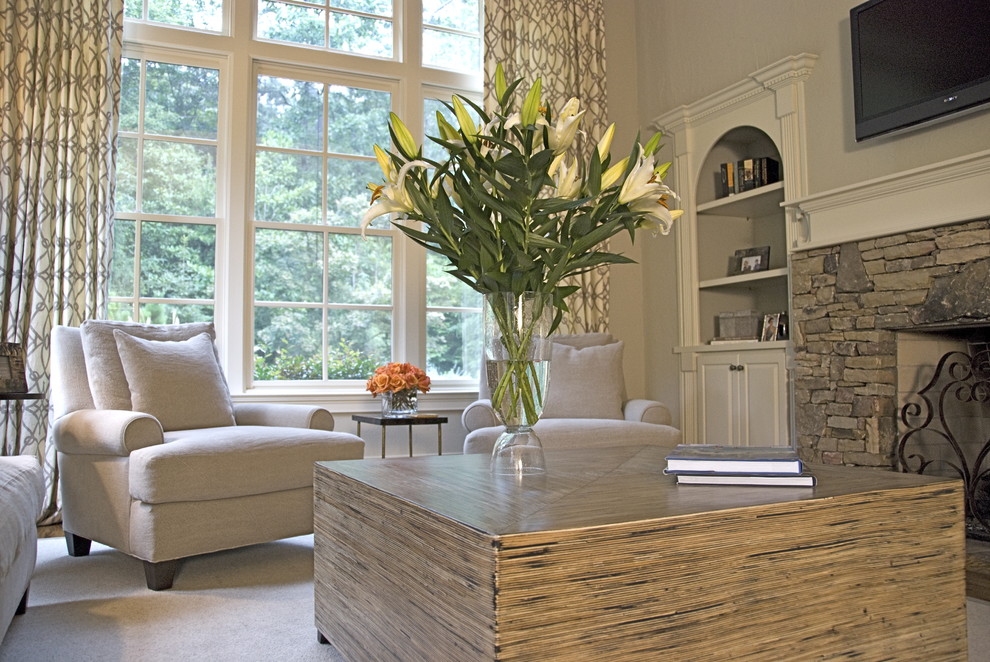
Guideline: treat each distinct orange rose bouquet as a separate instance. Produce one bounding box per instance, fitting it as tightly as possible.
[365,362,431,397]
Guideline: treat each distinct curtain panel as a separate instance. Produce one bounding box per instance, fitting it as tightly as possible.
[0,0,123,522]
[484,0,610,333]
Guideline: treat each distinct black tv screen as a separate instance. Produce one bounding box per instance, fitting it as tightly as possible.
[850,0,990,141]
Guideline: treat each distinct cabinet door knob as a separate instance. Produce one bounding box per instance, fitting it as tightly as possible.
[729,364,745,371]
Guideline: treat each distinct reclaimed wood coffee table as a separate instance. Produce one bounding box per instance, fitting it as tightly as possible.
[314,445,967,661]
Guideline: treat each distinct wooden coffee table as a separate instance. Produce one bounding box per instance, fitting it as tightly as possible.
[314,446,967,661]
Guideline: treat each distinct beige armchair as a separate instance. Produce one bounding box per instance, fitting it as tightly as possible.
[462,333,682,454]
[50,321,364,590]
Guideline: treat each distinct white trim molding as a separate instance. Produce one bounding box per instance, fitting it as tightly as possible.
[785,149,990,251]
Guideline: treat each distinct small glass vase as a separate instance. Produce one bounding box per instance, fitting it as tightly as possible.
[381,389,418,418]
[484,292,553,476]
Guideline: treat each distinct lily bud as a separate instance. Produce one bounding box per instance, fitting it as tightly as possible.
[596,123,615,161]
[389,112,419,160]
[601,156,629,190]
[452,96,478,144]
[520,78,543,127]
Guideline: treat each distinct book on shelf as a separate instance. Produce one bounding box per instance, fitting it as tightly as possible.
[737,158,756,192]
[708,337,761,345]
[716,157,781,198]
[719,162,735,198]
[664,444,802,475]
[758,157,780,187]
[674,472,816,487]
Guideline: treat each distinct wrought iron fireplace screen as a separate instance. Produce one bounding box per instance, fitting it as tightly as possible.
[898,342,990,540]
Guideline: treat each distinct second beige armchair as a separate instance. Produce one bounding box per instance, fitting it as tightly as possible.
[462,333,682,454]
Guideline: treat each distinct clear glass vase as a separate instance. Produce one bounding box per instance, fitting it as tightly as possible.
[484,292,553,476]
[381,389,418,417]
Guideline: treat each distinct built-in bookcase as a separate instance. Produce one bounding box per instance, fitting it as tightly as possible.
[653,54,816,446]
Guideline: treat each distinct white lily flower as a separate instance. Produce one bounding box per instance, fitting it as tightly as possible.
[618,148,660,204]
[548,97,585,155]
[504,111,548,132]
[629,195,683,236]
[554,156,582,199]
[360,159,431,234]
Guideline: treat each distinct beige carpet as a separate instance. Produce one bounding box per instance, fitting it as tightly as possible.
[1,535,348,661]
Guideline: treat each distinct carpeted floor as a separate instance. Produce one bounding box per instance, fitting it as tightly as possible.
[6,534,990,661]
[1,535,347,662]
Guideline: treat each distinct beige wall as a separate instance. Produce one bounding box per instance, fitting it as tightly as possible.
[602,0,990,427]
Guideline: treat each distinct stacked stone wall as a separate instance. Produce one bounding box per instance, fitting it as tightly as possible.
[791,218,990,467]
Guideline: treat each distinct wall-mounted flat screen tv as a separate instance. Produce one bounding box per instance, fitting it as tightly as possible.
[850,0,990,142]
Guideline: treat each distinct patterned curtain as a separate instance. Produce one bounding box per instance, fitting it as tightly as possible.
[0,0,123,522]
[484,0,610,333]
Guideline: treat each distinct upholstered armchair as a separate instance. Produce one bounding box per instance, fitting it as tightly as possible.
[461,333,682,454]
[50,321,365,590]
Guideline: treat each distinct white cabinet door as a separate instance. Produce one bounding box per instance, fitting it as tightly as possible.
[695,348,788,446]
[736,350,787,445]
[697,354,735,444]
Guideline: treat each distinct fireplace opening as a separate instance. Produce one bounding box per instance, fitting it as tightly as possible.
[897,328,990,540]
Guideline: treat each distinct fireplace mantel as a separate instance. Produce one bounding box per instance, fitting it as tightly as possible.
[784,149,990,252]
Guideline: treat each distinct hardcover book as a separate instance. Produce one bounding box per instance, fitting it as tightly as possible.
[675,471,816,487]
[664,444,802,475]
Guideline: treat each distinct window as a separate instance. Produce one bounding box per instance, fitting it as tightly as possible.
[110,52,222,325]
[253,72,395,380]
[422,0,482,72]
[257,0,394,58]
[125,0,225,32]
[116,0,483,396]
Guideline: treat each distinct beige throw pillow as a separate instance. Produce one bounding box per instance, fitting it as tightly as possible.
[113,331,235,432]
[80,320,217,411]
[541,341,625,420]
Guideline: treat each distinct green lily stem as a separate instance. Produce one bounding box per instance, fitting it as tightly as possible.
[488,294,549,427]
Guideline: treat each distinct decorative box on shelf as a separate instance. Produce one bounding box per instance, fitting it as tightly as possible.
[716,310,762,341]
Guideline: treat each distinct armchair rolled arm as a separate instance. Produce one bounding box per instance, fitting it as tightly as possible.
[623,399,673,426]
[52,409,164,456]
[461,398,499,433]
[233,403,335,431]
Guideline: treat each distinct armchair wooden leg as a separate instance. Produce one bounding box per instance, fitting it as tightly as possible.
[143,559,178,591]
[65,531,92,557]
[15,586,29,615]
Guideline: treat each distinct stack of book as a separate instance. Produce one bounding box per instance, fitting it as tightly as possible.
[718,157,780,198]
[664,444,816,487]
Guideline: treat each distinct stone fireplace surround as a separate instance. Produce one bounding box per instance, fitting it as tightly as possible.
[790,218,990,467]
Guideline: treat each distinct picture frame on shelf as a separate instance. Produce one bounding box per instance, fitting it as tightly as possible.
[728,246,771,276]
[0,343,28,394]
[761,313,781,342]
